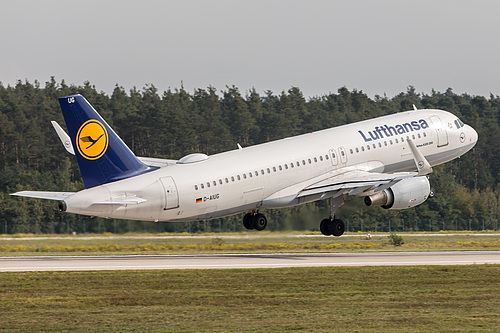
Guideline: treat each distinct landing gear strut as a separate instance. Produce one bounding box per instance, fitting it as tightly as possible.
[320,196,345,237]
[243,211,267,231]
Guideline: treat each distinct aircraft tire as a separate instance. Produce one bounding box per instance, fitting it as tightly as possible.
[329,219,345,237]
[320,218,332,236]
[243,213,254,230]
[252,213,267,231]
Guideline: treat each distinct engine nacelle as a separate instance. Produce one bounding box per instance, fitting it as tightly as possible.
[364,176,431,210]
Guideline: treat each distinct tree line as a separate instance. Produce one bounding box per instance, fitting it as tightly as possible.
[0,78,498,234]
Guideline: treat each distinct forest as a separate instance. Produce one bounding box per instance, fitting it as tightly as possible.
[0,78,499,234]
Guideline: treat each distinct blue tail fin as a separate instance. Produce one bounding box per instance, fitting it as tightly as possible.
[59,94,157,188]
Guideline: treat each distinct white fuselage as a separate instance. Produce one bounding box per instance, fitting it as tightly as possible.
[63,109,477,222]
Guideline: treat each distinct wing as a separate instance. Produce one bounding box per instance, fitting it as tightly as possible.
[297,170,418,199]
[10,191,76,200]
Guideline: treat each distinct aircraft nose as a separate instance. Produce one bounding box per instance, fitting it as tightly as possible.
[468,125,478,145]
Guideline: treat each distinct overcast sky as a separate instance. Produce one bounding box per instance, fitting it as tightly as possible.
[1,0,499,98]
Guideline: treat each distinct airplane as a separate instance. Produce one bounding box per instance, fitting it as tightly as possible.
[11,94,478,236]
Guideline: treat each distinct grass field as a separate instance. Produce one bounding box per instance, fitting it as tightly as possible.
[1,231,499,256]
[1,265,499,332]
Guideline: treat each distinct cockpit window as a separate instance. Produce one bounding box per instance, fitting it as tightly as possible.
[455,118,465,129]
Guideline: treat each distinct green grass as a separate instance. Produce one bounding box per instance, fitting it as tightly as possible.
[0,232,499,256]
[1,265,499,332]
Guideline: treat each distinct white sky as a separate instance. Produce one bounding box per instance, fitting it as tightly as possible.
[1,0,499,98]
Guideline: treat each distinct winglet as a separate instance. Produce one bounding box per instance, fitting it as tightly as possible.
[51,121,75,155]
[407,139,432,175]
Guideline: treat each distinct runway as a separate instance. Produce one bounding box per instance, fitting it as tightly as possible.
[1,251,499,272]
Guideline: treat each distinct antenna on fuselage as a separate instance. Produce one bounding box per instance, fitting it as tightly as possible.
[413,104,418,111]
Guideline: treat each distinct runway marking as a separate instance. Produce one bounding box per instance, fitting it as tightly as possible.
[1,251,499,271]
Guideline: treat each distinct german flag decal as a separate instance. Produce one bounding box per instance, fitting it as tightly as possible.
[196,198,202,203]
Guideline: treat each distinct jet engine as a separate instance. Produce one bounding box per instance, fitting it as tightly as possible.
[364,176,431,210]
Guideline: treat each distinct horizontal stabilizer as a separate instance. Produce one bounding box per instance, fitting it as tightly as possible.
[137,157,177,167]
[10,191,75,201]
[92,197,147,206]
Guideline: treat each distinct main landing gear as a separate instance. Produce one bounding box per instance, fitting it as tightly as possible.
[320,196,345,237]
[243,210,267,231]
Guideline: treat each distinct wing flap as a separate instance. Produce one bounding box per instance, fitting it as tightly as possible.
[297,171,417,198]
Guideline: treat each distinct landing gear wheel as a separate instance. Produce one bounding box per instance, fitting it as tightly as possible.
[320,219,332,236]
[329,219,345,237]
[252,213,267,231]
[243,213,254,230]
[429,187,436,198]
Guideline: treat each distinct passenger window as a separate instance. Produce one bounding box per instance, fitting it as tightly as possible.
[418,133,421,139]
[302,160,306,165]
[207,182,210,188]
[378,143,382,148]
[390,140,393,145]
[423,132,427,137]
[319,156,323,161]
[296,161,300,166]
[325,155,329,160]
[267,168,270,173]
[384,141,387,146]
[261,169,264,175]
[308,159,312,164]
[273,166,277,172]
[255,171,258,176]
[195,185,198,190]
[237,175,241,180]
[231,176,235,182]
[279,165,283,171]
[314,157,318,162]
[225,178,229,183]
[412,135,415,140]
[290,163,294,168]
[361,146,365,151]
[401,137,404,142]
[285,164,288,169]
[249,173,252,178]
[201,183,205,189]
[372,144,376,149]
[219,179,222,185]
[350,149,353,154]
[356,147,359,153]
[243,174,247,179]
[395,139,399,144]
[367,145,370,150]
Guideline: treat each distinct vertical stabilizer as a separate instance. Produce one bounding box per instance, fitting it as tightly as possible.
[58,94,156,188]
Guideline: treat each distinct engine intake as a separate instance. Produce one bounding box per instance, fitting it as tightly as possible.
[364,176,431,210]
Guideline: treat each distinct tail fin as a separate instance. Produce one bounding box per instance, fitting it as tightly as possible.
[59,94,157,188]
